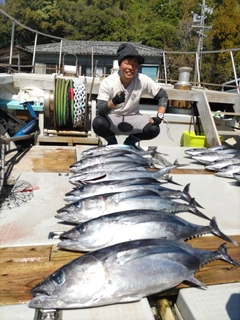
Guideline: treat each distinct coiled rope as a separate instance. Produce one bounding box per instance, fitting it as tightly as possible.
[55,78,86,128]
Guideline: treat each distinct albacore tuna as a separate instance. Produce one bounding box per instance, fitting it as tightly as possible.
[56,190,209,224]
[29,239,240,309]
[69,160,180,185]
[192,151,240,165]
[69,152,158,173]
[214,164,240,178]
[64,181,199,206]
[57,212,237,252]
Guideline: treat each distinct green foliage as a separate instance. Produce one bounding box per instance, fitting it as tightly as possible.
[209,0,240,83]
[142,21,180,50]
[0,0,240,85]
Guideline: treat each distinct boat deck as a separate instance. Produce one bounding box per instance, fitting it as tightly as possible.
[0,145,239,319]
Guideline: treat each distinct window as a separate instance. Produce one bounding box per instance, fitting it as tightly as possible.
[141,66,158,81]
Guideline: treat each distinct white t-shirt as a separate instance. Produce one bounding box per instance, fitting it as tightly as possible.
[97,72,163,116]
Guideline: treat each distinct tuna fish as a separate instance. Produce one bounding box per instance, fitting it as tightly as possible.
[56,190,209,224]
[28,239,240,309]
[57,212,237,252]
[205,157,240,171]
[192,151,240,165]
[64,180,196,205]
[214,164,240,178]
[234,173,240,182]
[70,161,151,174]
[184,144,235,157]
[80,144,150,158]
[70,153,155,173]
[69,160,180,186]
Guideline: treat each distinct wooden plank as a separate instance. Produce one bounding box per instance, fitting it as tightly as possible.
[5,146,76,175]
[0,236,239,306]
[0,245,52,264]
[217,130,239,136]
[144,87,240,106]
[210,111,240,116]
[50,244,83,261]
[171,168,214,175]
[37,135,99,146]
[0,260,66,305]
[13,73,55,91]
[197,91,221,147]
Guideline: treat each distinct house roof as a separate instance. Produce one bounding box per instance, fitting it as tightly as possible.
[25,41,164,57]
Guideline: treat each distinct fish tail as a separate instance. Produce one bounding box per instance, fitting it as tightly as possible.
[210,217,238,245]
[162,175,183,186]
[189,198,211,220]
[182,184,204,209]
[173,159,188,167]
[216,243,240,266]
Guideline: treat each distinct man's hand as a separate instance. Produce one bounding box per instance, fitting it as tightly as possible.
[112,91,125,105]
[151,117,163,126]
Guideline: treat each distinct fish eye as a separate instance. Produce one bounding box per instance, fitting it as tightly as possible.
[79,186,84,192]
[73,201,82,208]
[77,224,86,234]
[51,270,65,286]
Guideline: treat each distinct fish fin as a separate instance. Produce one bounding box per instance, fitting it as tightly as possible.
[189,198,210,220]
[210,217,238,245]
[162,175,182,186]
[182,184,204,209]
[217,243,240,266]
[185,275,208,289]
[183,183,190,194]
[173,159,188,167]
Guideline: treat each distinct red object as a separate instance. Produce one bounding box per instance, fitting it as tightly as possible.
[69,88,74,100]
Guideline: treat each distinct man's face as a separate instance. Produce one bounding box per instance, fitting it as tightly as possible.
[120,57,139,80]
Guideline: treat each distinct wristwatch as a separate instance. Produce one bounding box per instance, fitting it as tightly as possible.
[157,113,164,119]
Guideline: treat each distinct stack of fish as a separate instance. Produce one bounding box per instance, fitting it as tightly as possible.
[28,144,239,310]
[185,144,240,181]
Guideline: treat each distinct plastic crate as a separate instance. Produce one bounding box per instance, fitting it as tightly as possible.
[181,131,206,147]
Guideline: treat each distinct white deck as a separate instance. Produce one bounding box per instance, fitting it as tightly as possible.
[0,144,239,320]
[1,145,239,248]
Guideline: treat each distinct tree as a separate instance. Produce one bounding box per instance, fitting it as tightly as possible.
[209,0,240,83]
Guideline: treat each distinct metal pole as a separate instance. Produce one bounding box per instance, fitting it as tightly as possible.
[193,0,206,86]
[0,139,6,194]
[230,50,239,93]
[31,33,38,73]
[91,47,94,77]
[9,21,15,67]
[58,40,63,74]
[163,52,167,84]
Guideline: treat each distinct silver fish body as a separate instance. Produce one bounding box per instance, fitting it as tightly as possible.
[192,151,238,165]
[64,179,154,202]
[184,145,235,156]
[56,191,209,224]
[64,181,192,203]
[70,154,153,173]
[70,161,150,174]
[57,212,237,252]
[69,162,178,186]
[234,173,240,182]
[29,239,240,309]
[80,144,150,158]
[214,164,240,178]
[205,157,240,171]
